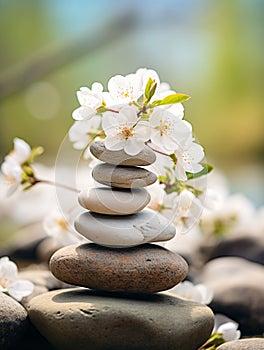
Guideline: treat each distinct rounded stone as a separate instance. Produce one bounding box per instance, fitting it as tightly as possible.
[0,293,29,349]
[92,163,157,188]
[90,140,156,166]
[217,339,264,350]
[78,187,150,215]
[74,208,176,248]
[50,243,188,293]
[196,257,264,336]
[28,288,214,350]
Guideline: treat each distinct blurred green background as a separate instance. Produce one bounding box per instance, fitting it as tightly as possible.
[0,0,263,204]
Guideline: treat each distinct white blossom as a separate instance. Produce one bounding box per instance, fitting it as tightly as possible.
[69,115,101,151]
[0,257,34,301]
[72,84,103,120]
[102,105,150,156]
[1,156,23,195]
[108,73,142,104]
[214,314,241,341]
[43,211,87,246]
[1,138,33,195]
[136,67,161,91]
[169,280,213,305]
[147,182,165,212]
[200,193,256,236]
[174,140,204,181]
[9,137,31,164]
[149,109,192,153]
[170,190,203,233]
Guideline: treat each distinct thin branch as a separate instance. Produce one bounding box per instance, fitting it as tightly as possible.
[35,178,79,193]
[145,141,170,157]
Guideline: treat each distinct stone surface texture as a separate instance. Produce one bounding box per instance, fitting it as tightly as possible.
[0,293,29,349]
[50,243,188,293]
[217,338,264,350]
[92,163,157,188]
[198,234,264,266]
[78,187,150,215]
[28,288,214,350]
[90,140,156,166]
[196,257,264,335]
[74,209,176,248]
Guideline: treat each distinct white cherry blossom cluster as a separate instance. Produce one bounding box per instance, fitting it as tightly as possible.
[69,68,213,232]
[69,68,204,180]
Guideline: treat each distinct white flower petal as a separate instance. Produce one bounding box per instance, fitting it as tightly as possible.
[124,138,145,156]
[102,113,119,132]
[8,279,34,301]
[169,281,212,305]
[166,103,184,119]
[91,82,104,93]
[136,68,160,91]
[217,322,241,341]
[188,142,204,163]
[108,73,142,103]
[175,162,187,181]
[0,257,18,280]
[13,138,31,164]
[196,284,214,304]
[118,105,138,124]
[134,122,151,141]
[72,106,96,121]
[149,109,163,127]
[104,136,124,151]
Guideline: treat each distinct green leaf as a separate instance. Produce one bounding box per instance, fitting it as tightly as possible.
[186,163,214,180]
[169,153,177,164]
[151,93,190,107]
[144,77,157,103]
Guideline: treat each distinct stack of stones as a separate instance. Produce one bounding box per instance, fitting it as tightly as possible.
[28,141,214,350]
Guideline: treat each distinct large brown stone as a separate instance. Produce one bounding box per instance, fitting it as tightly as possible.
[90,140,156,166]
[28,288,214,350]
[50,243,188,293]
[92,163,157,188]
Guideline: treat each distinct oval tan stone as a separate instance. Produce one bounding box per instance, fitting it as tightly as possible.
[90,140,156,166]
[92,163,157,188]
[74,209,176,248]
[78,187,150,215]
[50,243,188,293]
[29,288,214,350]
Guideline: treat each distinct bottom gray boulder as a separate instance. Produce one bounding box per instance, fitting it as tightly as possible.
[0,293,29,349]
[28,287,214,350]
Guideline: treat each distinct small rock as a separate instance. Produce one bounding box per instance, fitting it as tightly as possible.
[19,268,64,290]
[28,288,214,350]
[196,257,264,335]
[0,222,47,263]
[78,187,150,215]
[217,338,264,350]
[74,209,176,248]
[92,163,157,188]
[90,140,156,166]
[198,234,264,265]
[50,243,188,293]
[0,293,29,349]
[20,285,49,310]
